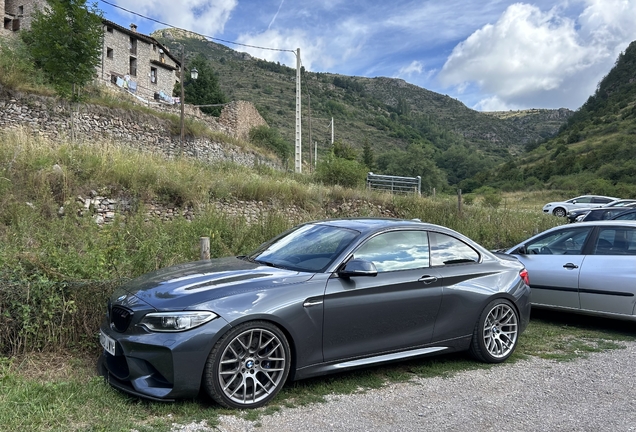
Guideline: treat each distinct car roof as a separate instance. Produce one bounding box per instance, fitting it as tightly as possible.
[507,220,636,252]
[312,217,428,233]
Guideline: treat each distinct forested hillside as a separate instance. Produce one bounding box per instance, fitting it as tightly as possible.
[153,29,572,190]
[479,40,636,196]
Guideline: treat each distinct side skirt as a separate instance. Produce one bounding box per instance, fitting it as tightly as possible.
[293,335,472,381]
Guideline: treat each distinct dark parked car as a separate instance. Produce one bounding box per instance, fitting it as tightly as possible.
[566,199,636,223]
[613,209,636,221]
[99,218,531,409]
[570,202,636,223]
[504,221,636,320]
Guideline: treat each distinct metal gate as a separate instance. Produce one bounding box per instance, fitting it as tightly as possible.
[366,172,421,196]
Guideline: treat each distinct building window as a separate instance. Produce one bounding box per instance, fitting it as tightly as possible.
[159,50,165,63]
[129,57,137,77]
[150,67,157,84]
[152,44,157,52]
[129,37,137,55]
[18,6,24,15]
[106,48,113,59]
[107,26,113,33]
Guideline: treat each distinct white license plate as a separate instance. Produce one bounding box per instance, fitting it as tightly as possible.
[99,329,116,356]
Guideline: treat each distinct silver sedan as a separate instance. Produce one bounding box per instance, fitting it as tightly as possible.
[505,221,636,320]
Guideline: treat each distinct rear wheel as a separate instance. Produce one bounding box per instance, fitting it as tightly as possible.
[553,207,566,217]
[469,299,519,363]
[203,321,291,409]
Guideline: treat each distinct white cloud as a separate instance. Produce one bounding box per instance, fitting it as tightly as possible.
[398,61,424,76]
[235,29,327,71]
[437,1,636,110]
[114,0,238,36]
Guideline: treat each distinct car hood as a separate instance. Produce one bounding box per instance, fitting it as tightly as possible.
[114,257,312,310]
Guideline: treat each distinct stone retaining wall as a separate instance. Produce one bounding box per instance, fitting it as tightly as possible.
[68,192,397,227]
[0,87,276,168]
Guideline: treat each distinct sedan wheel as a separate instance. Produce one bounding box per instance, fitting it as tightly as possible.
[553,207,566,217]
[469,299,518,363]
[204,321,291,409]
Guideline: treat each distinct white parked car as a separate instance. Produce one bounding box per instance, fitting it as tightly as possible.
[542,195,619,217]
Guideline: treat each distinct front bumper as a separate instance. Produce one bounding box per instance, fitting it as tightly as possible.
[99,316,230,400]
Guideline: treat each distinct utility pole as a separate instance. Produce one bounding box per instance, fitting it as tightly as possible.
[307,89,312,173]
[294,48,302,173]
[330,117,334,144]
[179,46,185,155]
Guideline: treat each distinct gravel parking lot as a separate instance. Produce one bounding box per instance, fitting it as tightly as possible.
[172,341,636,432]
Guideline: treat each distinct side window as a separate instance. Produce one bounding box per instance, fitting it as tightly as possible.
[593,227,636,255]
[525,227,592,255]
[353,230,429,272]
[430,232,479,266]
[591,197,609,204]
[575,196,592,203]
[615,212,636,221]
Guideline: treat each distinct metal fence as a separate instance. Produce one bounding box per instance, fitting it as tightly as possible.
[366,172,421,196]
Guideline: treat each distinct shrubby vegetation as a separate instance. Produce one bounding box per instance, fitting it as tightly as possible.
[0,130,561,356]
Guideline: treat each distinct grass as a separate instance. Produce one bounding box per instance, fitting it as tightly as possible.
[1,309,634,431]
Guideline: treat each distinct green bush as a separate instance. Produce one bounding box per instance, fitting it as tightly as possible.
[314,157,367,188]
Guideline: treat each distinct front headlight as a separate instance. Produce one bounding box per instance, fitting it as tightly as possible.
[139,311,218,332]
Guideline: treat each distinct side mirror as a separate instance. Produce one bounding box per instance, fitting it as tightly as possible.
[517,245,528,255]
[338,259,378,278]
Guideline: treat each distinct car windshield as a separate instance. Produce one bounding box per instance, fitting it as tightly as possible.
[247,223,360,272]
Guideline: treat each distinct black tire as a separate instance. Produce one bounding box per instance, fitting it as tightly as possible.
[203,321,291,409]
[469,298,519,363]
[553,207,566,217]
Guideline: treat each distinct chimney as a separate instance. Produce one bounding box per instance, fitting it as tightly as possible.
[130,23,137,32]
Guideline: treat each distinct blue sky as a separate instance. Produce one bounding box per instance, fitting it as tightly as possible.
[97,0,636,111]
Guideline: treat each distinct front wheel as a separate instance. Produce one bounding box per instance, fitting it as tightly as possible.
[203,321,291,409]
[469,298,519,363]
[553,207,566,217]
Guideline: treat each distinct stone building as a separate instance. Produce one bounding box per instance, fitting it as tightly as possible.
[2,0,47,35]
[2,1,181,102]
[98,20,181,103]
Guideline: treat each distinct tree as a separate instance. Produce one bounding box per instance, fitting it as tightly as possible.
[361,140,375,170]
[22,0,103,100]
[332,140,357,161]
[179,54,227,117]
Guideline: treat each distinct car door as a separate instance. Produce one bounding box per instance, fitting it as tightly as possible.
[579,226,636,315]
[514,226,594,309]
[322,229,443,362]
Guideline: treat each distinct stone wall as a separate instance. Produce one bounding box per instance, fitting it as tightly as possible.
[0,87,276,168]
[70,192,397,227]
[2,0,47,35]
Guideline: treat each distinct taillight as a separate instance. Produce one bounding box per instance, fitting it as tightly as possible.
[519,269,530,286]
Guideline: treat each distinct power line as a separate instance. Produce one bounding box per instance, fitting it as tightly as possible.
[98,0,295,54]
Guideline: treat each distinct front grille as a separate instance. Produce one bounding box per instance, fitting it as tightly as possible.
[111,305,133,332]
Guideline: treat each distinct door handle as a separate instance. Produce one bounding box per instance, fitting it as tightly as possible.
[563,263,579,269]
[419,275,438,284]
[303,298,323,308]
